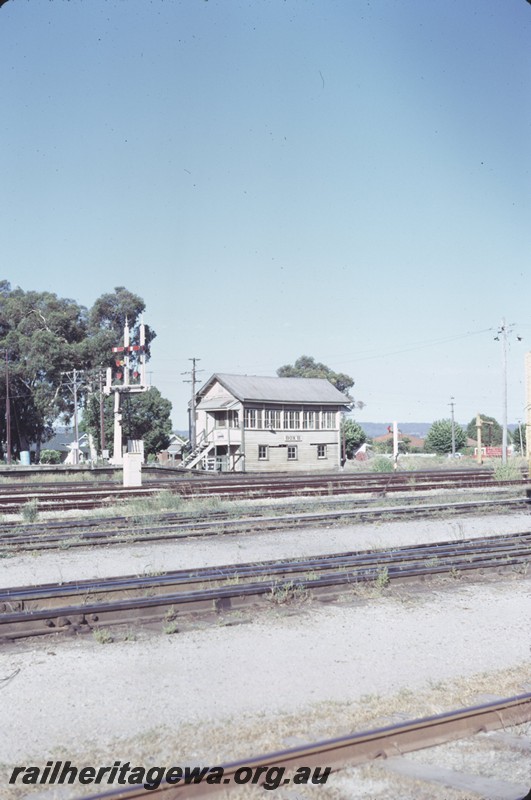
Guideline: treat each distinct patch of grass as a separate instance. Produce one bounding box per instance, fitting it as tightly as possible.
[112,491,229,525]
[371,457,394,473]
[163,620,179,635]
[449,566,461,580]
[267,581,309,605]
[21,499,38,523]
[92,627,113,644]
[58,536,82,550]
[375,565,389,590]
[493,461,522,482]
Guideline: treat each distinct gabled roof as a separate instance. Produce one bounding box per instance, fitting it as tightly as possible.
[197,373,350,406]
[38,430,90,453]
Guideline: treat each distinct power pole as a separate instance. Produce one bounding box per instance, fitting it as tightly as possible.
[5,350,11,465]
[62,369,84,465]
[526,353,531,473]
[182,358,203,449]
[98,369,106,455]
[449,397,456,457]
[500,318,508,464]
[476,413,483,465]
[73,368,79,464]
[495,319,522,464]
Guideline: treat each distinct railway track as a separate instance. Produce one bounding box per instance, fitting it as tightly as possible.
[2,530,530,640]
[0,467,527,512]
[71,692,531,798]
[0,495,527,552]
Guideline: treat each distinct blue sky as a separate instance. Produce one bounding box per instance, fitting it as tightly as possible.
[1,0,530,430]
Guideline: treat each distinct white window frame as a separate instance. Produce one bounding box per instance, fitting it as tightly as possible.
[264,409,281,430]
[287,445,298,461]
[245,409,262,429]
[321,411,334,429]
[302,410,315,429]
[285,410,300,430]
[258,445,269,461]
[317,444,327,459]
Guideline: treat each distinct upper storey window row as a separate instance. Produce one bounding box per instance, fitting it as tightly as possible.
[244,407,337,430]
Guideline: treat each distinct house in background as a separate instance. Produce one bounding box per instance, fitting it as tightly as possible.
[158,433,187,465]
[185,373,350,472]
[32,428,91,463]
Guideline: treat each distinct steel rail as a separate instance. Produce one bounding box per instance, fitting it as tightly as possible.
[2,538,530,639]
[0,469,527,513]
[77,693,531,799]
[0,496,526,553]
[0,466,510,491]
[0,487,523,540]
[3,529,531,608]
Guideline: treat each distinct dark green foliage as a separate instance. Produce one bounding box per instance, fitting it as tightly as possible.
[39,449,61,464]
[0,283,167,457]
[512,422,526,454]
[277,355,358,402]
[0,284,89,452]
[425,419,466,454]
[84,387,172,457]
[466,414,503,446]
[342,418,366,458]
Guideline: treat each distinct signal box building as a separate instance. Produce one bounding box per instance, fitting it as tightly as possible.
[185,373,350,472]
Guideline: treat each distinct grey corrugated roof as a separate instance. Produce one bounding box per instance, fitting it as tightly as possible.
[199,374,349,405]
[39,430,89,452]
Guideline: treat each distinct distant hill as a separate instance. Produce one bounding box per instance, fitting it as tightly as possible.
[361,422,521,440]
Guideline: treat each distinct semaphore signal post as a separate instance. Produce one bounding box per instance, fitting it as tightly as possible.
[104,317,150,468]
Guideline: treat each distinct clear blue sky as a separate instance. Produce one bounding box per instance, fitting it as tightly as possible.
[1,0,530,430]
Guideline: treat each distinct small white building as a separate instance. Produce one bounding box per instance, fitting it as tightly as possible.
[185,373,350,472]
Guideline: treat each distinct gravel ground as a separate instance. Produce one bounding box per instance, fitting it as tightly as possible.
[1,511,529,588]
[2,511,531,799]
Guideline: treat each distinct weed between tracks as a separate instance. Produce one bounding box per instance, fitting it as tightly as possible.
[267,581,310,604]
[92,627,113,644]
[5,482,524,534]
[20,499,38,523]
[163,620,179,635]
[105,492,230,525]
[493,461,523,482]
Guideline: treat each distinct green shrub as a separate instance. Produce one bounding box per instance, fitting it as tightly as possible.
[21,499,39,522]
[39,449,61,464]
[372,457,394,473]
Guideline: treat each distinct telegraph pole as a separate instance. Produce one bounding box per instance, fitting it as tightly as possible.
[62,369,83,465]
[495,319,523,464]
[98,369,106,455]
[73,368,79,464]
[500,319,508,464]
[449,397,456,457]
[5,350,11,465]
[182,357,203,449]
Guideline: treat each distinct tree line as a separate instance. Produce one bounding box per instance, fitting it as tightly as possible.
[0,283,172,459]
